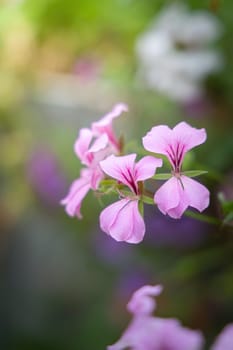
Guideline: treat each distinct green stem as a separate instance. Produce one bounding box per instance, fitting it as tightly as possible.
[184,210,220,225]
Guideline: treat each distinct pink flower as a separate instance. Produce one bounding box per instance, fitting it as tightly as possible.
[61,104,127,218]
[211,324,233,350]
[108,284,204,350]
[99,154,162,243]
[142,121,210,219]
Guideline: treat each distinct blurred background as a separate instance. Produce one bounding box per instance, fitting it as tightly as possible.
[0,0,233,349]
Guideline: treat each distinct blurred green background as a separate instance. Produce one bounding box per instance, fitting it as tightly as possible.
[0,0,233,349]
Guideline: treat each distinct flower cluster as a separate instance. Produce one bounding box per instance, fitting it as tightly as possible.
[108,284,233,350]
[61,104,210,243]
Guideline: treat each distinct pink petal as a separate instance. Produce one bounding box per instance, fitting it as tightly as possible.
[127,285,163,316]
[88,133,109,153]
[143,122,207,168]
[100,198,131,236]
[99,199,145,243]
[74,128,93,165]
[108,283,204,350]
[142,125,172,155]
[155,176,209,219]
[173,122,207,153]
[211,324,233,350]
[108,316,204,350]
[135,156,163,182]
[180,175,210,212]
[107,317,153,350]
[166,197,189,219]
[90,166,104,189]
[60,169,91,218]
[100,154,137,187]
[154,177,181,216]
[161,318,204,350]
[92,103,128,149]
[92,103,128,134]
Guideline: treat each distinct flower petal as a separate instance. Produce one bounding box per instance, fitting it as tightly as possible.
[127,285,163,315]
[90,166,104,189]
[60,170,91,218]
[154,177,181,215]
[143,122,207,169]
[100,198,130,237]
[173,121,207,152]
[135,156,163,182]
[88,133,109,153]
[181,175,210,212]
[166,196,189,219]
[142,125,172,155]
[211,324,233,350]
[92,103,128,134]
[74,128,93,165]
[107,317,155,350]
[108,315,204,350]
[108,281,204,350]
[100,154,137,187]
[161,318,204,350]
[100,199,145,243]
[92,103,128,149]
[155,175,209,219]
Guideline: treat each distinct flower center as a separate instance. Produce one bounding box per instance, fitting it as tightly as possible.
[120,167,138,195]
[166,142,185,173]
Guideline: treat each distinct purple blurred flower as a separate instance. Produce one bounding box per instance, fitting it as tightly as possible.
[108,284,204,350]
[211,324,233,350]
[27,147,67,206]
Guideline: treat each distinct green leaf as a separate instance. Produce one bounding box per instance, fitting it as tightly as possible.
[119,190,132,197]
[141,195,154,205]
[182,170,208,177]
[152,173,172,180]
[223,212,233,225]
[100,179,117,187]
[153,170,208,180]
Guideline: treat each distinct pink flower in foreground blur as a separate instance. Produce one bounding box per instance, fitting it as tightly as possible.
[211,324,233,350]
[61,103,128,218]
[100,154,162,243]
[143,121,210,219]
[108,284,204,350]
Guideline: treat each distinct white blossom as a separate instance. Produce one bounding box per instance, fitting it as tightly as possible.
[136,3,223,102]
